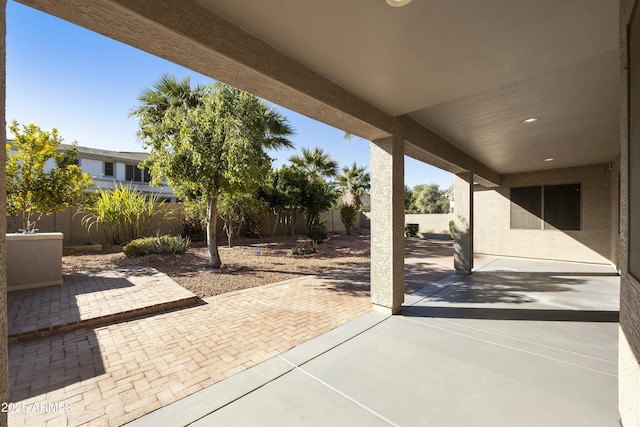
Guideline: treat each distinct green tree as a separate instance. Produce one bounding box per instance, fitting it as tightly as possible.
[336,162,370,210]
[410,183,450,214]
[6,121,93,232]
[289,146,338,181]
[287,147,338,230]
[218,191,267,247]
[339,203,358,235]
[258,166,307,236]
[302,179,337,230]
[131,75,293,268]
[258,165,336,235]
[134,73,206,116]
[404,185,414,212]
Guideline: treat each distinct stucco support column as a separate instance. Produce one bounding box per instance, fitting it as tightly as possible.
[454,172,474,274]
[370,133,405,314]
[1,1,8,426]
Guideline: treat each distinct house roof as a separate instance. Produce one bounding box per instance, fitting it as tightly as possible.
[60,144,149,163]
[8,139,149,163]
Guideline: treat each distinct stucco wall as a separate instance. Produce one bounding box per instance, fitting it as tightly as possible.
[1,3,8,425]
[81,157,104,178]
[6,233,63,290]
[620,0,640,425]
[115,162,126,180]
[319,210,369,234]
[474,163,613,264]
[405,213,454,234]
[610,155,621,268]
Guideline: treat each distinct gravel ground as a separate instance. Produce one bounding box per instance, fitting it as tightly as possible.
[63,233,453,298]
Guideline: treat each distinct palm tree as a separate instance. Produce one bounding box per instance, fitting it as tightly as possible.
[289,146,338,181]
[131,74,205,123]
[336,162,370,210]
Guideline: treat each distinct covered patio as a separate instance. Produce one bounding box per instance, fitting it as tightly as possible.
[1,0,638,426]
[128,257,621,426]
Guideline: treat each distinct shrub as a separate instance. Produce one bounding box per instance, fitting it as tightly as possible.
[183,197,207,241]
[307,222,328,244]
[404,223,419,237]
[123,234,190,257]
[291,241,318,255]
[449,219,455,239]
[339,203,358,235]
[81,183,172,244]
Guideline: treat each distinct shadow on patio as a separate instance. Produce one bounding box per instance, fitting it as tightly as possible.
[7,267,199,402]
[129,256,621,427]
[404,306,619,322]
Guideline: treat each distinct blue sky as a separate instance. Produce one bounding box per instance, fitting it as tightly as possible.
[5,1,453,190]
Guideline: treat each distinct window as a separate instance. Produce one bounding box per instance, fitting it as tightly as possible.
[544,184,581,230]
[104,161,114,177]
[510,184,581,230]
[510,186,541,229]
[125,164,152,183]
[125,164,142,182]
[62,156,79,166]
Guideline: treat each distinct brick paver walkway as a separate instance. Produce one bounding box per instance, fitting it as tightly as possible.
[8,268,198,342]
[8,249,454,426]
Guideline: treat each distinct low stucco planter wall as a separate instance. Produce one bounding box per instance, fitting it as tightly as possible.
[7,232,63,291]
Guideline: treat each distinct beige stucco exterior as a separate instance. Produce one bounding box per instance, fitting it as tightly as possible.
[404,213,454,235]
[1,2,7,425]
[370,135,405,314]
[474,163,614,265]
[620,1,640,425]
[454,173,474,273]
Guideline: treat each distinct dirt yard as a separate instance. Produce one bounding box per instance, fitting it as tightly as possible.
[63,233,452,298]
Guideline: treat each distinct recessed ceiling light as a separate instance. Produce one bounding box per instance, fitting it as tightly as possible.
[521,117,538,124]
[544,158,554,162]
[386,0,412,7]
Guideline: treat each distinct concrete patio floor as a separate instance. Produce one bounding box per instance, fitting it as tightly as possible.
[129,256,621,427]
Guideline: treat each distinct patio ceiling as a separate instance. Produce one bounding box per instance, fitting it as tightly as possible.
[196,0,620,175]
[17,0,620,177]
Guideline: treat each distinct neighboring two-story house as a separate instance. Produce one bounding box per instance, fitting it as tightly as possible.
[66,144,177,202]
[8,141,178,202]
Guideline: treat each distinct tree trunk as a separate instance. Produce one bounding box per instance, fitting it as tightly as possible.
[354,193,362,211]
[226,221,233,248]
[222,217,233,248]
[271,209,281,236]
[206,196,222,268]
[22,211,29,232]
[293,210,301,236]
[235,219,243,239]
